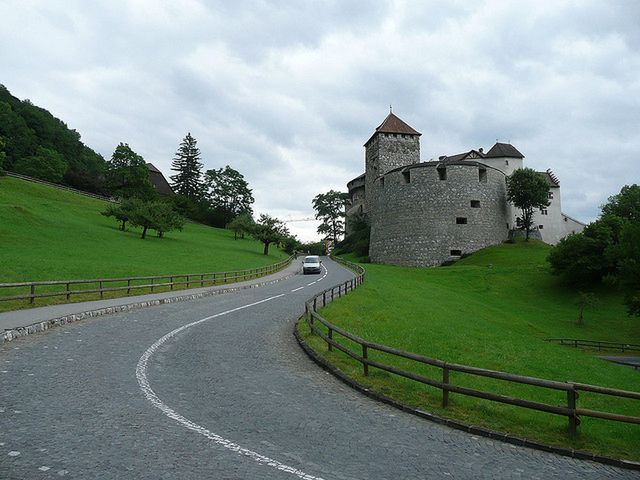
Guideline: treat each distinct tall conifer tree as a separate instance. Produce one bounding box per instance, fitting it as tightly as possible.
[171,132,204,199]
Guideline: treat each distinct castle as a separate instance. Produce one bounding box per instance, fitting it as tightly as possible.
[346,112,585,267]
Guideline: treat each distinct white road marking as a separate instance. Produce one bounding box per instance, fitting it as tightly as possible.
[136,293,324,480]
[39,466,51,472]
[316,264,328,282]
[8,451,20,457]
[291,287,305,292]
[307,282,316,286]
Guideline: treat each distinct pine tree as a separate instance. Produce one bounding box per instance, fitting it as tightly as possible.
[171,133,204,199]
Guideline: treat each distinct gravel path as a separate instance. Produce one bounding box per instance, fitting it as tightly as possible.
[0,258,635,479]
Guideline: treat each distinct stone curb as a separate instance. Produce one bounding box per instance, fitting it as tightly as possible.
[294,322,640,472]
[0,270,296,345]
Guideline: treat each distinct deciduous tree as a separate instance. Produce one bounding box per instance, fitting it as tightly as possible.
[13,146,67,182]
[204,165,254,226]
[507,168,550,241]
[312,190,348,242]
[227,212,254,240]
[106,143,155,200]
[252,214,288,255]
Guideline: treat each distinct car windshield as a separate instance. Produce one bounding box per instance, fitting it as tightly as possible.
[304,256,319,263]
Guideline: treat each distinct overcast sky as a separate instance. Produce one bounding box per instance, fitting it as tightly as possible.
[2,0,639,241]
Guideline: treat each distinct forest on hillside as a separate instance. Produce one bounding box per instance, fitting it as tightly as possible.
[0,84,107,193]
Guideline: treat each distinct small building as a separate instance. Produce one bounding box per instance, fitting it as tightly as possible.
[146,163,174,196]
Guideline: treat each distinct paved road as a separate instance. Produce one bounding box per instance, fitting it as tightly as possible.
[0,258,634,479]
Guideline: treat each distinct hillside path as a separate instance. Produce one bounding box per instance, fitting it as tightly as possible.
[0,257,634,479]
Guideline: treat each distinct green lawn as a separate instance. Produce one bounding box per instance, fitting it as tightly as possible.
[299,241,640,460]
[0,176,287,310]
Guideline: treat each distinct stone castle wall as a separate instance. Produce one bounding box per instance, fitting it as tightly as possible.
[369,162,509,266]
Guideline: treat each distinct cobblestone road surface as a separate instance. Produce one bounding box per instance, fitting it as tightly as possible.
[0,258,636,479]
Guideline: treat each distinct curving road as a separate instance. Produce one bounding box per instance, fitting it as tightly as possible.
[0,258,634,479]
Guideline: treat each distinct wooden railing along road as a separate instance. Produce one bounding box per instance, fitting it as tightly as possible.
[304,257,640,435]
[0,255,295,306]
[546,338,640,353]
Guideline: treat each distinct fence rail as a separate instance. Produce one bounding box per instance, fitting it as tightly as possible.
[546,338,640,353]
[304,258,640,434]
[5,171,116,202]
[0,255,295,306]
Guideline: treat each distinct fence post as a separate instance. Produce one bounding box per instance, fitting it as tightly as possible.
[567,385,580,434]
[150,278,154,293]
[313,297,317,312]
[100,281,104,298]
[362,344,369,376]
[442,363,450,407]
[201,274,204,287]
[30,284,35,304]
[66,282,70,301]
[323,291,326,307]
[328,327,333,351]
[331,287,334,302]
[127,279,131,294]
[213,272,216,285]
[170,276,174,290]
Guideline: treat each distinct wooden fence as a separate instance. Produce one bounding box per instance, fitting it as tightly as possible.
[305,258,640,434]
[546,338,640,353]
[5,171,116,202]
[0,255,295,306]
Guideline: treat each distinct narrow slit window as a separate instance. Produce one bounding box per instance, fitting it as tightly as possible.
[540,208,548,215]
[539,225,544,229]
[379,176,385,188]
[402,171,410,184]
[456,217,468,224]
[437,167,447,181]
[450,249,462,256]
[470,200,480,208]
[479,168,487,183]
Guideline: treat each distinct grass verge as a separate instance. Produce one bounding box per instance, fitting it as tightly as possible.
[298,241,640,460]
[0,176,287,311]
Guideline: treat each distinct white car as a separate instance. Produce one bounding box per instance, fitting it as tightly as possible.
[302,255,322,274]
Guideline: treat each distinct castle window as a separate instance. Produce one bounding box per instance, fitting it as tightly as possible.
[479,168,487,183]
[402,170,410,184]
[470,200,480,208]
[450,249,462,257]
[548,191,554,199]
[539,225,544,229]
[540,209,548,215]
[505,160,509,166]
[456,217,468,225]
[379,176,385,188]
[437,167,447,181]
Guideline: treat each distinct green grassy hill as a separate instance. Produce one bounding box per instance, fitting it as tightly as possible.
[0,176,287,309]
[300,242,640,460]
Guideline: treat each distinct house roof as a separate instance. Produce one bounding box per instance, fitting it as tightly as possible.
[484,142,524,159]
[365,113,421,145]
[442,149,486,162]
[539,169,560,187]
[146,163,174,195]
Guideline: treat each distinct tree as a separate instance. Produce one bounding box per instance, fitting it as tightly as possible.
[618,221,640,316]
[227,212,255,240]
[576,291,597,326]
[100,198,140,231]
[171,133,204,200]
[252,214,288,255]
[312,190,348,242]
[506,168,550,240]
[602,184,640,222]
[13,146,67,182]
[204,165,254,226]
[105,143,155,200]
[128,200,184,239]
[0,136,7,172]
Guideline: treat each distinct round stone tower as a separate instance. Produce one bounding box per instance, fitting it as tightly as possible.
[369,161,509,266]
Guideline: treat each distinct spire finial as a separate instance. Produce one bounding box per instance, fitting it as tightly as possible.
[390,104,393,113]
